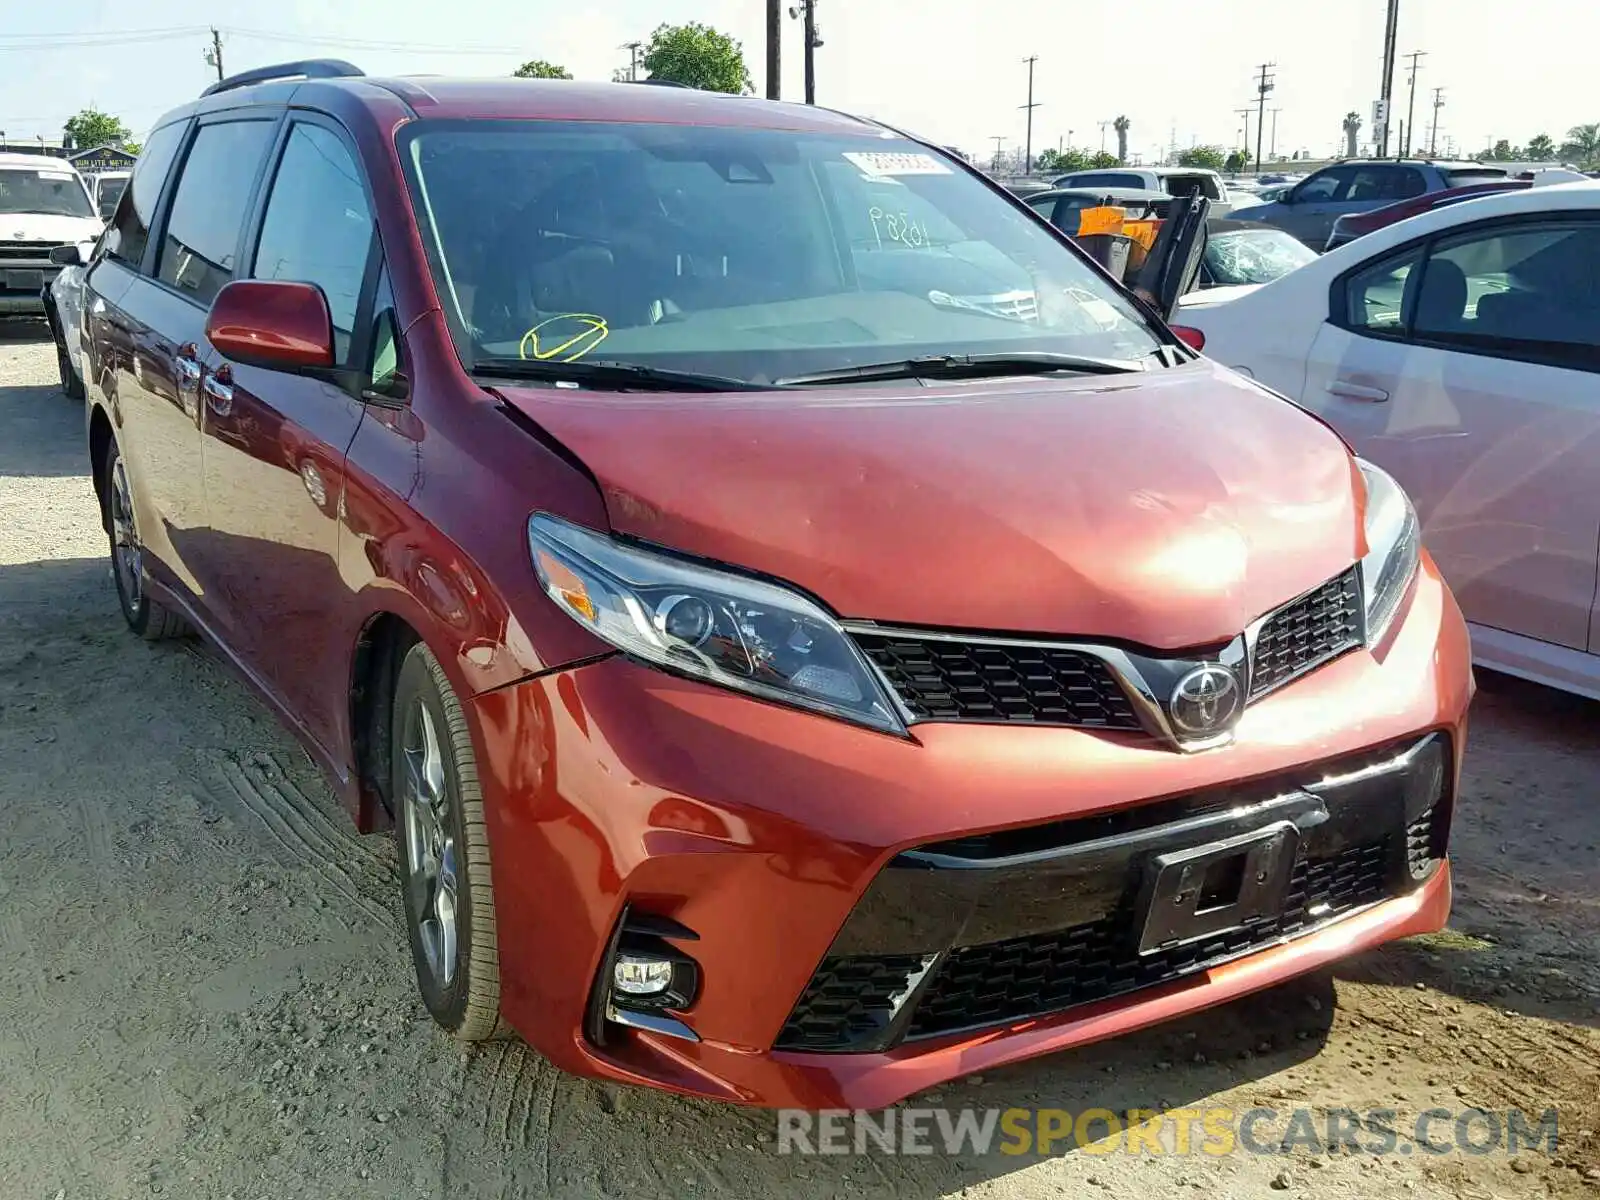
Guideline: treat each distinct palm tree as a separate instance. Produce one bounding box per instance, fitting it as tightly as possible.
[1342,111,1362,159]
[1560,122,1600,167]
[1113,115,1130,165]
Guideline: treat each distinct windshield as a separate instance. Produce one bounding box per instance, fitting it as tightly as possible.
[1204,228,1317,286]
[399,120,1164,384]
[0,167,94,218]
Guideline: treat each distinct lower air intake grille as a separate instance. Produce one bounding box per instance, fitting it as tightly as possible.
[904,838,1391,1040]
[1250,569,1363,697]
[775,954,930,1052]
[852,634,1141,728]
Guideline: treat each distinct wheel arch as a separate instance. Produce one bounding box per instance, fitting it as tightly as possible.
[87,403,116,530]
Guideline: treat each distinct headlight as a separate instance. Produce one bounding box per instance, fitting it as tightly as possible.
[1357,459,1422,644]
[528,513,906,735]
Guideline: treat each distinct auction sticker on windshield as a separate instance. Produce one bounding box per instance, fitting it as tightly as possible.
[842,151,952,179]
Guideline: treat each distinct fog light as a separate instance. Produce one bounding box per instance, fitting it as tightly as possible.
[614,953,674,996]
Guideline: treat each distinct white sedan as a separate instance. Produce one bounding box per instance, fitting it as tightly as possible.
[1177,182,1600,700]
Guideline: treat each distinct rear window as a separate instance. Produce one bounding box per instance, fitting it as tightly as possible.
[1444,168,1509,186]
[1060,171,1146,190]
[400,120,1165,383]
[0,166,93,219]
[1160,173,1221,201]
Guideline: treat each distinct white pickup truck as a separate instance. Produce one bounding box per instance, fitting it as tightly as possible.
[0,152,103,316]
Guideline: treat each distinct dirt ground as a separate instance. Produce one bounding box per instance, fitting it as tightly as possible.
[1,320,1596,1200]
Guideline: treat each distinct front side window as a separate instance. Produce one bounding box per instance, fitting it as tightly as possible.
[400,120,1164,383]
[1295,168,1350,203]
[106,122,186,268]
[0,166,93,218]
[1345,168,1394,202]
[1414,220,1600,360]
[252,123,375,361]
[157,120,276,305]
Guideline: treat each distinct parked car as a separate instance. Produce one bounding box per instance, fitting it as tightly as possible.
[1324,168,1591,250]
[82,60,1469,1109]
[1177,181,1600,699]
[1051,166,1235,214]
[1230,159,1509,249]
[0,151,103,317]
[42,238,97,398]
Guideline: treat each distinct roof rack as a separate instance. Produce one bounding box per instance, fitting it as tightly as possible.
[202,59,364,98]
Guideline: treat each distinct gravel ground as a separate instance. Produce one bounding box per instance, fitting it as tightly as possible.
[1,319,1597,1199]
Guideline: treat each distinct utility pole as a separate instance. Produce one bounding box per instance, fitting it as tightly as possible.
[1098,120,1112,153]
[1253,62,1276,173]
[204,26,224,82]
[1235,107,1253,158]
[623,41,642,82]
[764,1,781,99]
[1378,0,1400,156]
[1271,107,1282,159]
[1403,50,1426,156]
[1428,86,1444,156]
[990,136,1006,174]
[1020,57,1040,174]
[789,0,820,105]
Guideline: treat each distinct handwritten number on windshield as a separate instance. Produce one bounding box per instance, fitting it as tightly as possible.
[868,206,931,250]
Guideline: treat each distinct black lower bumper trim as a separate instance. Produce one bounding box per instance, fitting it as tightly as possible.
[775,734,1451,1053]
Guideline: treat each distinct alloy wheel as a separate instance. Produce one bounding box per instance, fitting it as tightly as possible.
[401,700,459,989]
[109,456,142,610]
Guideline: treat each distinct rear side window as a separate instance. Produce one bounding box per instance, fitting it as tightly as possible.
[157,120,275,305]
[1295,168,1352,202]
[1161,173,1219,200]
[1344,245,1421,332]
[105,122,186,268]
[251,123,375,362]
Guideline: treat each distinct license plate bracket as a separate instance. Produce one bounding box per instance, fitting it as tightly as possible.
[1137,821,1299,954]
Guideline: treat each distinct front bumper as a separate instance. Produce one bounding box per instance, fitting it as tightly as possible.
[470,555,1470,1108]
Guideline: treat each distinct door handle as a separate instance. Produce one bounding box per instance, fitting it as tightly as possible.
[1325,379,1389,402]
[203,368,234,417]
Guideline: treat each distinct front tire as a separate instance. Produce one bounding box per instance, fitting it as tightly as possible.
[103,443,188,640]
[392,642,505,1041]
[51,309,84,400]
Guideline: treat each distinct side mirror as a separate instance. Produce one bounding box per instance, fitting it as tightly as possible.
[49,243,89,267]
[205,280,335,372]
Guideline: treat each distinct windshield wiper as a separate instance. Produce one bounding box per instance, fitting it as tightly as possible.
[470,357,768,393]
[773,351,1145,388]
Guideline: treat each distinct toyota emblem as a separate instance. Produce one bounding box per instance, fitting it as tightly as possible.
[1169,664,1242,736]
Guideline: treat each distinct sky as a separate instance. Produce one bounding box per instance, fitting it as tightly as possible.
[0,0,1594,164]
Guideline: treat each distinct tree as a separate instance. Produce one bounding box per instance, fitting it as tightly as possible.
[1036,147,1088,173]
[1223,149,1252,173]
[1342,111,1362,159]
[1561,122,1600,167]
[1113,115,1130,165]
[1525,133,1556,161]
[1176,145,1227,171]
[513,59,572,79]
[1087,150,1119,169]
[63,108,131,151]
[640,22,752,94]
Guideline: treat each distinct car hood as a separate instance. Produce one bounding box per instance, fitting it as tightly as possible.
[0,213,101,243]
[497,360,1361,649]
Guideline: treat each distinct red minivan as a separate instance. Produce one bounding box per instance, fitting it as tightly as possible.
[81,61,1471,1109]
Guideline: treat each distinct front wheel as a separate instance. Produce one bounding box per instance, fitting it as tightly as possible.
[392,641,505,1041]
[103,443,188,640]
[50,307,84,400]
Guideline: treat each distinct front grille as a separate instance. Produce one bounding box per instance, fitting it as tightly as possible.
[778,837,1396,1051]
[0,241,53,264]
[853,633,1141,729]
[776,954,930,1052]
[1250,569,1363,697]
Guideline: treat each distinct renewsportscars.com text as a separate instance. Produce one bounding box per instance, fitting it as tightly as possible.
[776,1106,1560,1158]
